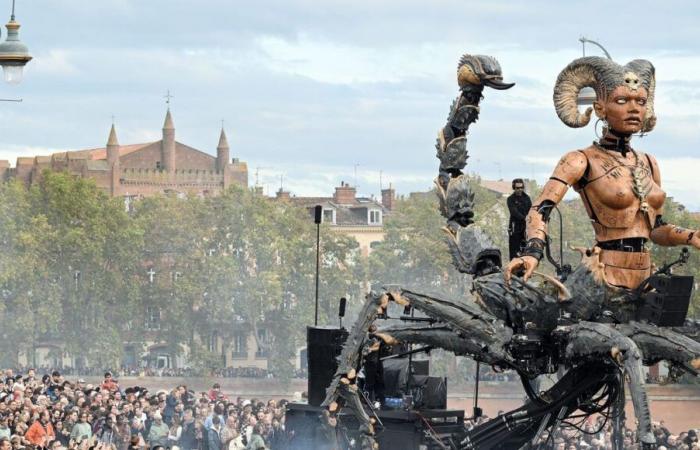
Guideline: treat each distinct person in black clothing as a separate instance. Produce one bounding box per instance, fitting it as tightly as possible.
[507,178,531,260]
[179,408,197,450]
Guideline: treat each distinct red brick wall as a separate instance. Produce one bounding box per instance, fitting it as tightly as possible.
[120,142,163,169]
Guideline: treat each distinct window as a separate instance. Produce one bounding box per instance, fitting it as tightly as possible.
[232,333,247,358]
[208,331,218,352]
[255,328,269,358]
[322,208,335,224]
[156,161,162,170]
[145,306,160,330]
[369,209,382,225]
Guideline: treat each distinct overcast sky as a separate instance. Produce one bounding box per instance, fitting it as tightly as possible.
[1,0,699,209]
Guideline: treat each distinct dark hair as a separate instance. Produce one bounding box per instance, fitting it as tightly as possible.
[512,178,525,189]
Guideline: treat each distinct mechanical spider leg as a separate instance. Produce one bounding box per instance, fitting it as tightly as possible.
[396,289,515,366]
[374,323,512,367]
[617,321,700,375]
[320,291,388,450]
[558,321,655,447]
[320,287,519,450]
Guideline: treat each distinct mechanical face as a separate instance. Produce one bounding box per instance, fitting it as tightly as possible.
[596,85,648,134]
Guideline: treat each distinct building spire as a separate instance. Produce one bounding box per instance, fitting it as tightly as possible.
[107,123,119,146]
[217,127,229,150]
[163,108,174,129]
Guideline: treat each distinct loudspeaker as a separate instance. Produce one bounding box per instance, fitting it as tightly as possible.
[307,326,348,406]
[638,275,693,326]
[338,297,347,317]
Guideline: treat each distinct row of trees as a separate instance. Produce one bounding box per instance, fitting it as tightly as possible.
[0,171,362,379]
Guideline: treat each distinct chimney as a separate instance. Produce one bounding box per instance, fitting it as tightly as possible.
[275,188,291,200]
[381,183,396,210]
[333,181,356,204]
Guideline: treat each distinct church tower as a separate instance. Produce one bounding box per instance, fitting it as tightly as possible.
[161,109,176,172]
[216,127,229,172]
[106,123,120,196]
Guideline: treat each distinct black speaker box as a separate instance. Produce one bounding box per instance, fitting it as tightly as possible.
[638,275,693,326]
[307,326,348,407]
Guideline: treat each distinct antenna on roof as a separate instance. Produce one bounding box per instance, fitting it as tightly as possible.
[254,166,272,186]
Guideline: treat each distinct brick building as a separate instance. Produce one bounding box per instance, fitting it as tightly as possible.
[275,181,396,256]
[0,109,248,197]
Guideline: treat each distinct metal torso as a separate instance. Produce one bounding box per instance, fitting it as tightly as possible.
[574,144,666,242]
[571,145,666,289]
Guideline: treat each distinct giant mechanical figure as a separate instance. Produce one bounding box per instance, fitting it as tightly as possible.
[319,54,700,449]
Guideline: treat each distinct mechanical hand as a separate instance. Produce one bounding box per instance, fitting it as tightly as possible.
[504,255,539,284]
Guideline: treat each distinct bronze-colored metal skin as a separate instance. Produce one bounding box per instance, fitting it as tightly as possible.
[508,62,700,289]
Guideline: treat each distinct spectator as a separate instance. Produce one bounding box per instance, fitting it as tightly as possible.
[167,415,182,450]
[24,410,55,448]
[179,409,197,450]
[70,412,92,441]
[207,416,222,450]
[245,423,266,450]
[100,372,119,393]
[147,413,169,448]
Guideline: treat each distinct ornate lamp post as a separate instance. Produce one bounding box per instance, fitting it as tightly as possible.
[0,0,31,86]
[576,36,612,107]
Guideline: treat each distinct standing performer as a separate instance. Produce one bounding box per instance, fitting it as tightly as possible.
[505,56,700,289]
[507,178,531,260]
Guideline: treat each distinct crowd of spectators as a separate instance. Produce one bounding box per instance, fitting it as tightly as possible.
[3,368,307,380]
[465,414,699,449]
[2,367,698,450]
[0,369,289,450]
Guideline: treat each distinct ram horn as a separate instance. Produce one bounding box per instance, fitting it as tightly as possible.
[553,57,614,128]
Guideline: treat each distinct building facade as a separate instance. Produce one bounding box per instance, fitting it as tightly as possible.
[0,109,248,197]
[275,181,396,256]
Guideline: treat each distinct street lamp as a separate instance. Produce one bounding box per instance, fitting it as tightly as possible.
[576,36,612,107]
[0,0,31,85]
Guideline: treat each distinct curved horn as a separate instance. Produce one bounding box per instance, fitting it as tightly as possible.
[553,57,619,128]
[626,59,656,132]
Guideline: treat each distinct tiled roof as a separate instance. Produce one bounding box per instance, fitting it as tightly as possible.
[479,179,512,196]
[78,142,156,161]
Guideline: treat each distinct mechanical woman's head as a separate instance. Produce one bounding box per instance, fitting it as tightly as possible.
[553,56,656,133]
